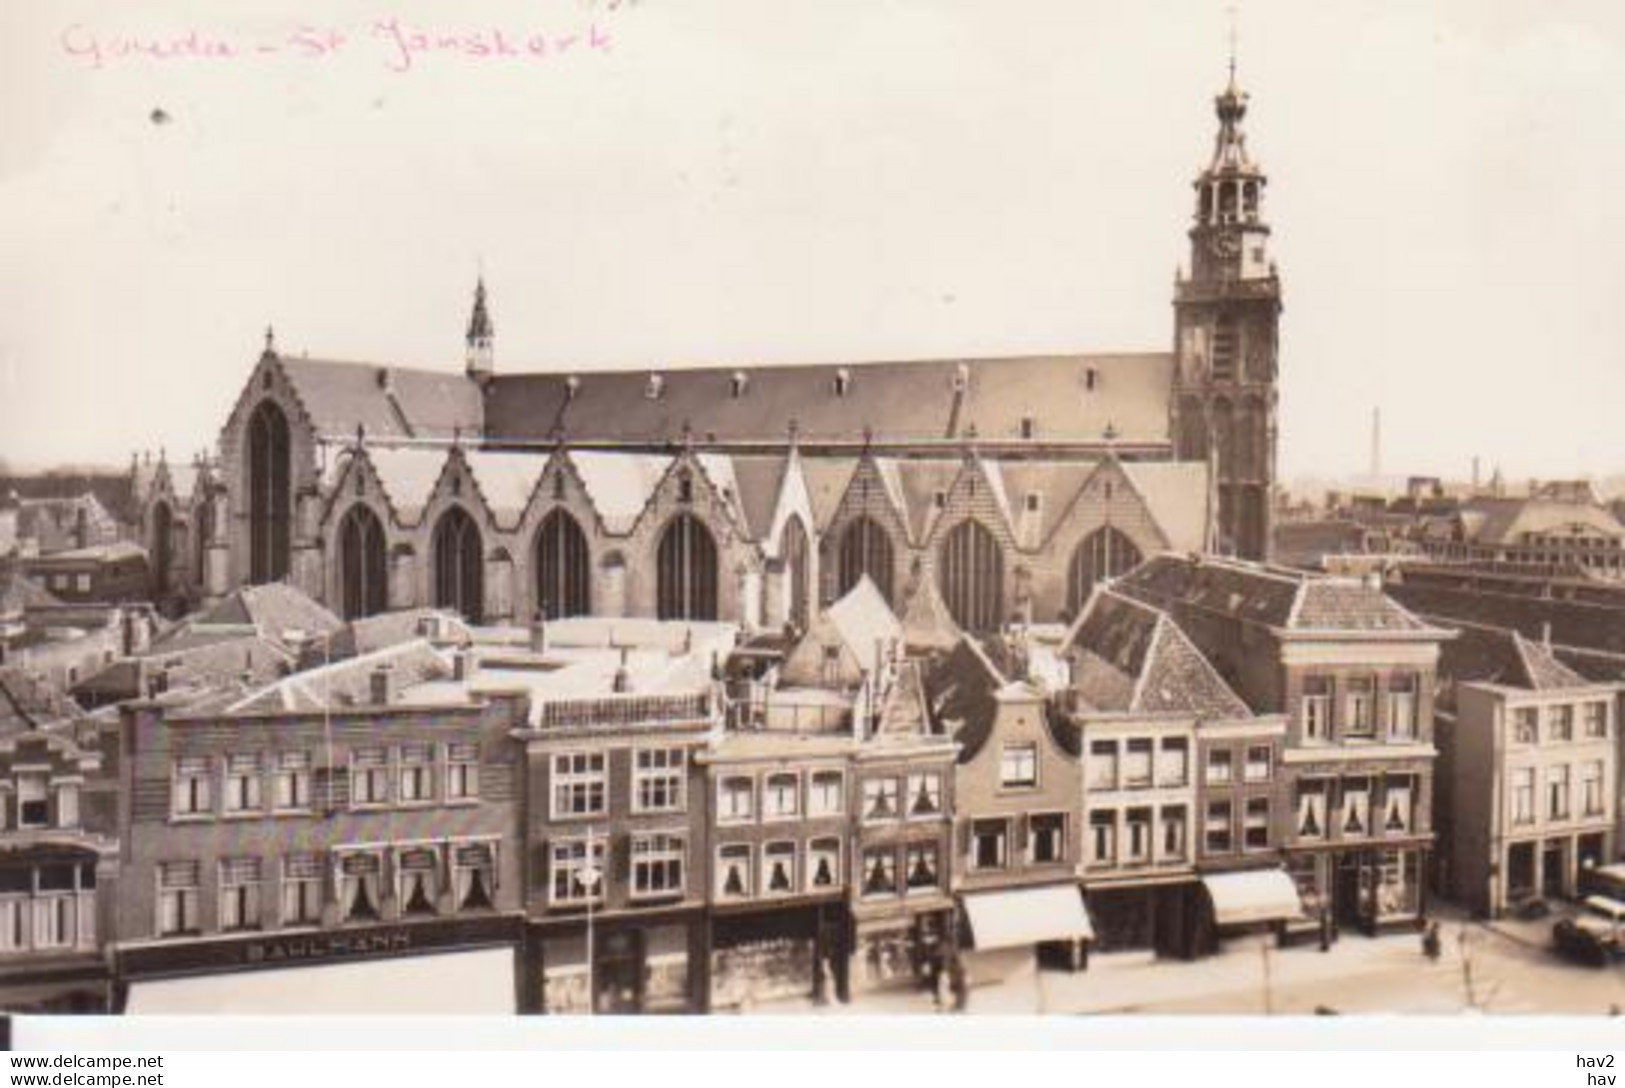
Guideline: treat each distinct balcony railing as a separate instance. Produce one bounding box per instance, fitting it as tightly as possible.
[538,692,712,730]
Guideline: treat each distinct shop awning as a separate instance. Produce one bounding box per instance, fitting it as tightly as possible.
[1202,869,1305,927]
[963,885,1094,951]
[123,947,515,1015]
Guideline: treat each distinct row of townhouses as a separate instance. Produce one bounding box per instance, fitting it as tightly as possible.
[0,553,1621,1014]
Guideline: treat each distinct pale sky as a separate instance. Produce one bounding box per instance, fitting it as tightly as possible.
[1,0,1622,486]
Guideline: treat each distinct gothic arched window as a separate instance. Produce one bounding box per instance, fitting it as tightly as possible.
[192,497,213,587]
[246,400,291,584]
[432,506,484,623]
[938,519,1004,632]
[338,505,388,620]
[534,508,590,620]
[836,516,894,605]
[656,514,718,621]
[780,515,810,630]
[151,502,174,600]
[1067,526,1144,615]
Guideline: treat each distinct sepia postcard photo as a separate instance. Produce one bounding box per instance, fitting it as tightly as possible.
[0,0,1622,1026]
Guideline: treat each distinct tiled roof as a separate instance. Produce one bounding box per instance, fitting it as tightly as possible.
[226,640,450,714]
[1387,581,1625,657]
[1458,496,1625,546]
[484,353,1174,448]
[1118,554,1429,634]
[1064,588,1251,718]
[1294,580,1430,632]
[277,358,484,440]
[184,583,342,649]
[1433,619,1589,694]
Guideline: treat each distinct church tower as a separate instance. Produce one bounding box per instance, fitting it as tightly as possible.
[465,276,494,381]
[1171,61,1281,561]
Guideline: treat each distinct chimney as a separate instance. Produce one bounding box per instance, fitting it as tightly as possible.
[529,611,547,654]
[452,649,475,683]
[370,663,396,706]
[612,646,632,694]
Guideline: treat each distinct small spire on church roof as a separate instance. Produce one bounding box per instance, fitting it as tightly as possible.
[262,325,277,358]
[466,277,494,344]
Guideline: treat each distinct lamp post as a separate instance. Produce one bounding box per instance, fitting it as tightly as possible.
[580,827,603,1016]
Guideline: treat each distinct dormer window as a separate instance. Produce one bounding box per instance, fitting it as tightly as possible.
[646,373,665,400]
[730,371,748,398]
[564,375,580,401]
[17,775,48,830]
[833,368,852,397]
[952,364,969,394]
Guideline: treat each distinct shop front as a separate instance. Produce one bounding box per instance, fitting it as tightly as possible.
[959,883,1093,985]
[1285,845,1427,940]
[849,902,954,996]
[531,911,706,1015]
[117,915,523,1014]
[1083,877,1202,959]
[1196,868,1305,953]
[709,898,847,1009]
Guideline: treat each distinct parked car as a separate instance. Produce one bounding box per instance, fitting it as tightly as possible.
[1552,896,1625,966]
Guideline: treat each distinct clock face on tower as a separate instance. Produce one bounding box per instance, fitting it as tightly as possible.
[1209,231,1241,260]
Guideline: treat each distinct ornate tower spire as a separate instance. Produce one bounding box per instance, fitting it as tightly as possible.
[1169,46,1282,562]
[465,277,494,381]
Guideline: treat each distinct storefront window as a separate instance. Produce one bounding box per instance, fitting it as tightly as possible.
[1376,849,1420,918]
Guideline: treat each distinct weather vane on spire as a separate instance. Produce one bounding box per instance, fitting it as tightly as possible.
[1226,3,1239,85]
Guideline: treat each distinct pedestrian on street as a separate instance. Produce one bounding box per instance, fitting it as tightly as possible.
[1422,920,1442,962]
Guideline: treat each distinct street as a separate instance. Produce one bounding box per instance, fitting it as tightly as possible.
[770,912,1625,1016]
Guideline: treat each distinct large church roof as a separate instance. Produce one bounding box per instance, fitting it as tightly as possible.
[482,353,1174,448]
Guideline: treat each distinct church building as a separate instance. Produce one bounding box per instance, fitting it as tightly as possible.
[162,73,1283,633]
